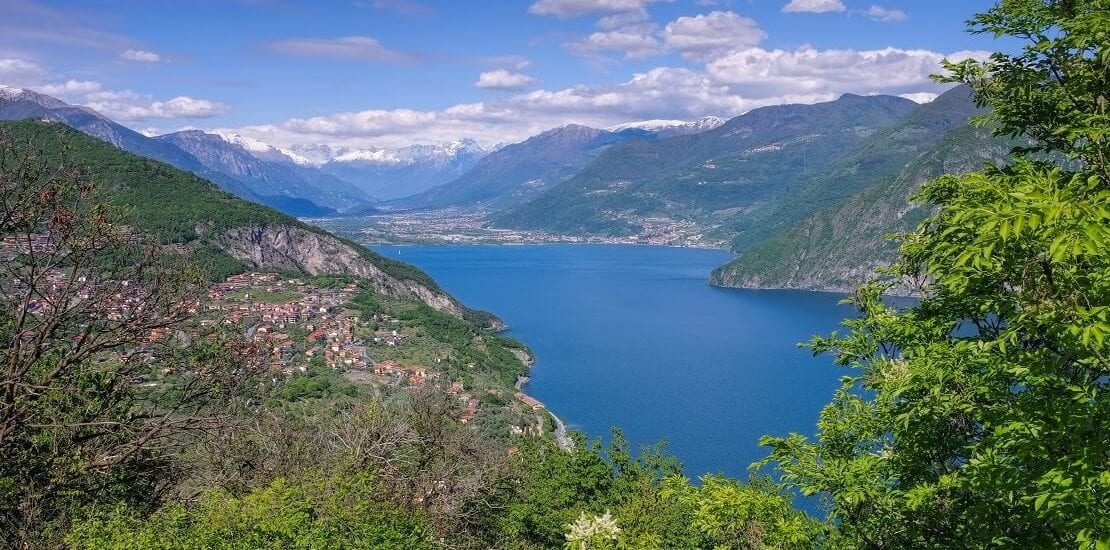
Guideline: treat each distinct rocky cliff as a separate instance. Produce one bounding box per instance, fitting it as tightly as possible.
[211,224,463,317]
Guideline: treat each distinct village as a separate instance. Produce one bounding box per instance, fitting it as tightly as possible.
[2,228,555,444]
[201,271,550,435]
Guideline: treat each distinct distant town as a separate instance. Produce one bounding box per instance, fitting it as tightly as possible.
[309,209,725,249]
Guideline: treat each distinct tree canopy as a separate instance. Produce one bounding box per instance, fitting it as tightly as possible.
[763,1,1110,547]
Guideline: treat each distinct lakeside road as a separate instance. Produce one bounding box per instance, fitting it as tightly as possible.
[517,375,573,451]
[549,410,573,451]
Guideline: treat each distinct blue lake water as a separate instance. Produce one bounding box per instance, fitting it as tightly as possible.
[374,243,855,478]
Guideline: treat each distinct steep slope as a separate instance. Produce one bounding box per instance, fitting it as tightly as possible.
[320,140,487,200]
[389,124,627,210]
[1,119,470,318]
[0,86,259,201]
[156,130,372,213]
[492,94,918,238]
[710,122,1011,291]
[724,85,984,252]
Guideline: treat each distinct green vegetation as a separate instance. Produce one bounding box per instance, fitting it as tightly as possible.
[712,120,1013,291]
[0,118,444,292]
[492,94,919,240]
[762,1,1110,547]
[2,2,1106,548]
[275,364,360,402]
[66,474,431,549]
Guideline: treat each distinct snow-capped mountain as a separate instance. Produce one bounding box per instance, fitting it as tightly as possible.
[214,131,315,166]
[606,116,725,138]
[203,131,490,201]
[0,85,379,215]
[390,124,625,210]
[0,84,261,200]
[157,130,373,213]
[285,144,343,166]
[315,139,489,200]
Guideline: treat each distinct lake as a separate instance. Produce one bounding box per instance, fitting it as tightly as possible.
[374,243,855,478]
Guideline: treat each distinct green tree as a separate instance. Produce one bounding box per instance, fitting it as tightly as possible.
[762,1,1109,547]
[0,130,262,546]
[66,473,431,549]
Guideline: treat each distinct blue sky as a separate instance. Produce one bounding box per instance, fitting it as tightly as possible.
[1,0,1007,147]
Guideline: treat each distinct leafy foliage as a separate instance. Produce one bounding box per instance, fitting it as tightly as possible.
[762,2,1110,547]
[66,473,431,549]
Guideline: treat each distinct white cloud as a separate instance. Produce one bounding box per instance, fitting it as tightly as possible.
[84,90,228,121]
[662,11,766,61]
[0,57,45,84]
[568,23,663,60]
[475,69,538,90]
[569,9,765,62]
[0,55,226,124]
[121,49,162,62]
[568,9,661,60]
[781,0,846,13]
[223,45,982,150]
[34,79,102,97]
[866,5,908,22]
[529,0,660,18]
[706,46,986,98]
[267,36,415,63]
[283,108,437,137]
[227,67,752,148]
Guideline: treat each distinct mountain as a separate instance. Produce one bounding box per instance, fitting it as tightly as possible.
[213,131,317,166]
[721,86,985,252]
[606,116,725,138]
[0,86,372,217]
[0,85,266,200]
[492,93,919,238]
[389,124,627,210]
[318,140,487,200]
[0,117,478,318]
[710,122,1010,292]
[155,130,374,214]
[709,87,1012,291]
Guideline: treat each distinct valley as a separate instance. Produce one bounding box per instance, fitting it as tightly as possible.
[311,208,722,248]
[1,82,1000,294]
[2,1,1105,544]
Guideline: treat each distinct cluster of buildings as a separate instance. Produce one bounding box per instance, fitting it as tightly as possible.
[0,233,56,256]
[204,272,367,372]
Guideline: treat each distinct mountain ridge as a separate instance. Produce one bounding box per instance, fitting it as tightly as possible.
[491,93,920,239]
[386,123,629,210]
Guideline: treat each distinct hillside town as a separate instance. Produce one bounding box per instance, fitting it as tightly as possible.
[200,271,550,438]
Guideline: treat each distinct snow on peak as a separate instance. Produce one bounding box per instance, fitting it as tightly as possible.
[326,139,486,166]
[0,84,21,100]
[606,116,726,135]
[690,116,725,129]
[606,119,688,133]
[214,131,317,166]
[332,148,404,164]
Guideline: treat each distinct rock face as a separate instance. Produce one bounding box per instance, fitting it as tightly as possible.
[215,224,463,317]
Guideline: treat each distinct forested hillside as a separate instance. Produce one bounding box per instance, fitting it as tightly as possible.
[711,89,1016,291]
[491,93,917,239]
[0,119,458,313]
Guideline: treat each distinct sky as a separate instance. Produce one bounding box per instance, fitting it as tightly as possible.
[0,0,1009,149]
